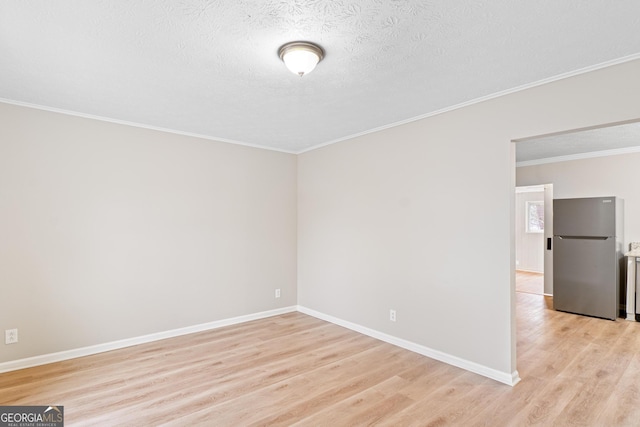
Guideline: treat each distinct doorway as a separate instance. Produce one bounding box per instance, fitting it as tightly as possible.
[515,184,553,295]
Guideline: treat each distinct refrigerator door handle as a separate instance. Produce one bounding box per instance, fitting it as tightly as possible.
[547,238,552,250]
[556,236,611,240]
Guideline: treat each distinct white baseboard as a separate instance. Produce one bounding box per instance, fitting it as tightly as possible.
[0,306,297,374]
[297,305,520,387]
[515,269,543,274]
[1,304,521,387]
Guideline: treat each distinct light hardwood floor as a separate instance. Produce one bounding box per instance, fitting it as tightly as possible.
[515,270,544,295]
[2,292,640,426]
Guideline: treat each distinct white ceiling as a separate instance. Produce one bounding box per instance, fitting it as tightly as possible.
[516,122,640,165]
[1,1,640,153]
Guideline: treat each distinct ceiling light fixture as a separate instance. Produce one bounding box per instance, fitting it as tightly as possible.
[278,41,324,77]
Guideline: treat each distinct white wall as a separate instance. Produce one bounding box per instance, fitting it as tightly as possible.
[0,103,297,363]
[3,59,640,383]
[515,191,544,272]
[517,152,640,251]
[298,59,640,382]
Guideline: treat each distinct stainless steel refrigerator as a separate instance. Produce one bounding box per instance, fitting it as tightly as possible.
[553,196,623,320]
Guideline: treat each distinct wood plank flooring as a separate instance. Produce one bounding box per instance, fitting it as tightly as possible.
[515,270,544,295]
[2,291,640,425]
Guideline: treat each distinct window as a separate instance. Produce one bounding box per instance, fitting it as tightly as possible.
[526,201,544,233]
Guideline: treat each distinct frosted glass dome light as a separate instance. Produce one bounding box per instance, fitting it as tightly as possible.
[278,41,324,77]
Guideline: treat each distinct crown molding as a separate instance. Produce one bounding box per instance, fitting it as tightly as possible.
[299,53,640,154]
[0,98,297,155]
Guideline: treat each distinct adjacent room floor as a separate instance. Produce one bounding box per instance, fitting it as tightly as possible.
[515,270,544,295]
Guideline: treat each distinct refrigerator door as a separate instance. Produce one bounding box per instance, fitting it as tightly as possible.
[637,258,640,316]
[554,197,616,237]
[553,235,618,320]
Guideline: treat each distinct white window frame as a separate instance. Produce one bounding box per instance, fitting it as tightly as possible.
[526,201,544,233]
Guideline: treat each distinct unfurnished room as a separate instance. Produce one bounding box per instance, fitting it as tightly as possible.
[2,1,640,425]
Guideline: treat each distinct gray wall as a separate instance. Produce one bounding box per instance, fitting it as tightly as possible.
[0,103,298,363]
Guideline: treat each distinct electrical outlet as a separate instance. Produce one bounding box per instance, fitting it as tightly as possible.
[275,288,281,298]
[389,309,396,322]
[5,329,18,344]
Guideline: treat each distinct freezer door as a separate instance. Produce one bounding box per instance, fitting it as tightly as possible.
[553,236,618,320]
[553,197,616,237]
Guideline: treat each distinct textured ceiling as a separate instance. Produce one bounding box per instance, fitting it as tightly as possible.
[516,122,640,164]
[1,1,640,153]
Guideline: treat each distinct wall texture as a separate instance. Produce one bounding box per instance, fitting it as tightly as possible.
[0,103,297,363]
[298,59,640,382]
